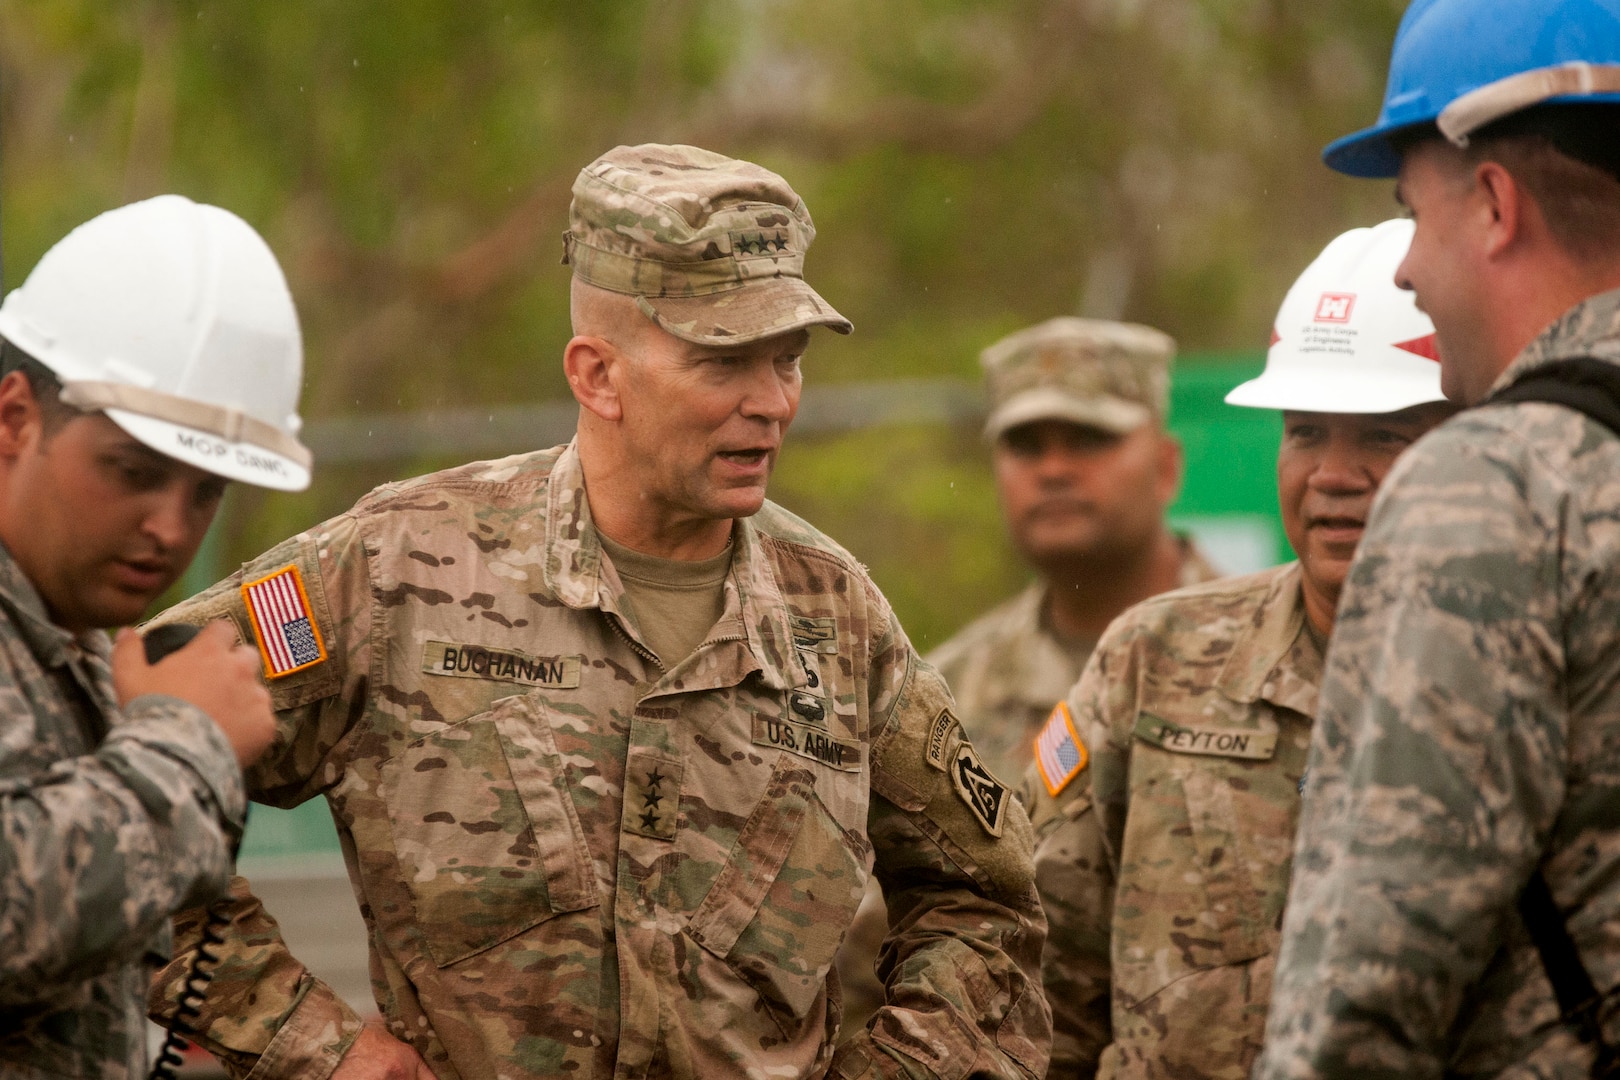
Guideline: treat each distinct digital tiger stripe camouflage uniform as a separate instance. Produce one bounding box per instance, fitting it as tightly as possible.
[1258,290,1620,1078]
[0,542,246,1079]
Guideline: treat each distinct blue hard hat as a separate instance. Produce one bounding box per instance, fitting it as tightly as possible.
[1325,0,1620,178]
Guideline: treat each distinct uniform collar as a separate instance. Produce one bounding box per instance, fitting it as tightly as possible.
[0,541,100,670]
[1175,534,1222,588]
[1213,561,1321,718]
[997,534,1219,710]
[1490,285,1620,396]
[946,583,1088,713]
[1015,583,1092,707]
[542,440,801,693]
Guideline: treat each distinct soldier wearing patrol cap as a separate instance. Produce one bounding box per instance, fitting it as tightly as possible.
[149,144,1050,1080]
[0,195,304,1077]
[929,317,1220,785]
[1021,220,1468,1079]
[1258,0,1620,1076]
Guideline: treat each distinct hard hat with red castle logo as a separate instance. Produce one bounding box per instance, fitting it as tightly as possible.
[1225,219,1446,414]
[0,195,311,491]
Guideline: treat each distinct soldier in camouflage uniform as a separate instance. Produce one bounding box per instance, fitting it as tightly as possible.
[1258,3,1620,1076]
[838,319,1219,1030]
[1019,221,1461,1078]
[0,197,303,1077]
[148,144,1050,1080]
[929,318,1219,784]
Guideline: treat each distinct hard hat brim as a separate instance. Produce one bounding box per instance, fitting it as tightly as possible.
[1322,121,1423,179]
[1325,91,1620,178]
[1224,369,1447,415]
[106,409,312,492]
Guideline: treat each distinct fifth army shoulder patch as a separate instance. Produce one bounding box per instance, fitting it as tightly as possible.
[951,743,1007,838]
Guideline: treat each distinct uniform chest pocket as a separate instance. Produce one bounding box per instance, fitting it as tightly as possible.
[686,753,870,1029]
[1178,762,1296,965]
[1121,709,1296,984]
[379,692,597,967]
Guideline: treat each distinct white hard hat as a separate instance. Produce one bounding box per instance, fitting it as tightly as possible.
[0,195,311,491]
[1225,218,1445,414]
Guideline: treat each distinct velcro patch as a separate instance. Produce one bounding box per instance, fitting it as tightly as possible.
[241,565,328,679]
[624,750,683,841]
[789,614,839,655]
[753,714,862,772]
[424,641,582,688]
[1035,702,1088,797]
[1133,713,1276,760]
[925,708,958,771]
[952,744,1007,838]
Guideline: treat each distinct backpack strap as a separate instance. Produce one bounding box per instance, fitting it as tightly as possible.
[1486,356,1620,437]
[1484,355,1620,1075]
[1519,873,1615,1069]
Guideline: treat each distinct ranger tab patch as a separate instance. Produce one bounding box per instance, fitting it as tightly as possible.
[952,744,1007,837]
[1035,701,1088,797]
[241,564,327,679]
[925,708,957,771]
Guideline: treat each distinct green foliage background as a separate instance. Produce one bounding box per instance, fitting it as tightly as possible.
[0,0,1404,647]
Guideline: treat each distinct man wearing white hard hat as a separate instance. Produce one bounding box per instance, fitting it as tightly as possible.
[1017,221,1459,1079]
[0,195,307,1077]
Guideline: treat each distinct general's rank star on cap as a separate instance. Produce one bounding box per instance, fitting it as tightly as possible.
[241,564,328,678]
[1035,701,1088,796]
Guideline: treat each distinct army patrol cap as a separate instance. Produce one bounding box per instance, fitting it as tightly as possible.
[563,143,853,346]
[980,316,1175,441]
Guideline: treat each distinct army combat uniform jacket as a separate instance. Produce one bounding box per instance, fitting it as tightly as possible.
[836,544,1221,1032]
[1019,564,1317,1079]
[0,545,245,1078]
[928,540,1219,784]
[151,441,1049,1080]
[1257,290,1620,1078]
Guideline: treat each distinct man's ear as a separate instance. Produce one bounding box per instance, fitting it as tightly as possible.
[1474,160,1532,262]
[0,371,43,460]
[564,335,625,423]
[1154,430,1184,507]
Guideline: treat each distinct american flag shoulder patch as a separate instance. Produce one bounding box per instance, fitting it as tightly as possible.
[1034,701,1088,797]
[241,564,328,679]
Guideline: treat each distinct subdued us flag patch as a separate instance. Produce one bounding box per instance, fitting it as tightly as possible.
[241,564,328,679]
[1035,701,1088,797]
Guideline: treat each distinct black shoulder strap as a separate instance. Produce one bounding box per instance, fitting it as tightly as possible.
[1486,356,1620,438]
[1519,874,1611,1045]
[1492,357,1620,1074]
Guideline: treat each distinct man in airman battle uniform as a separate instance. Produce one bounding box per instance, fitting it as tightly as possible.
[1021,221,1460,1078]
[0,196,303,1077]
[149,144,1049,1080]
[1259,1,1620,1075]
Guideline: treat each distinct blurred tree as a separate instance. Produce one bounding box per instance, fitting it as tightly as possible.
[0,0,1403,639]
